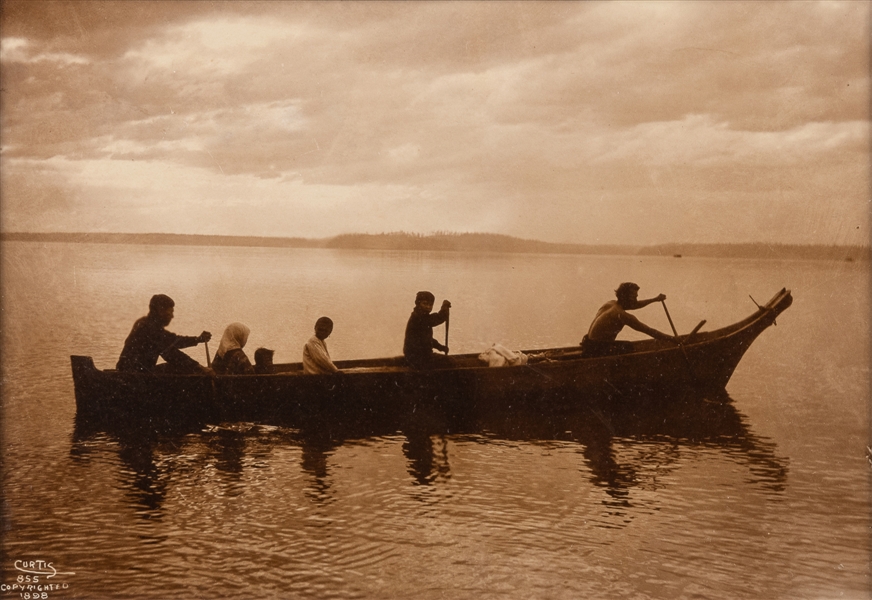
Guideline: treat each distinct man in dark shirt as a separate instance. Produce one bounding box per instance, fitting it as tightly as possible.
[403,291,451,370]
[116,294,212,373]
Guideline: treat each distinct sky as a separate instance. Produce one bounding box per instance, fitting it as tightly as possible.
[0,1,868,246]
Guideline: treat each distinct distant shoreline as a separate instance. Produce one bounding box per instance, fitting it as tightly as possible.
[1,231,868,261]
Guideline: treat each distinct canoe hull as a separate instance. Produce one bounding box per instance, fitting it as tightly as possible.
[72,289,793,425]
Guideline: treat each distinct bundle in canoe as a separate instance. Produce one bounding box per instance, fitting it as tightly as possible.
[71,288,792,425]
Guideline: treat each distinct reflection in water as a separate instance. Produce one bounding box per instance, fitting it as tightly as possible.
[71,388,788,525]
[403,432,450,487]
[402,409,452,487]
[297,429,337,503]
[72,415,189,520]
[467,388,789,522]
[117,436,168,517]
[579,420,638,510]
[206,426,247,479]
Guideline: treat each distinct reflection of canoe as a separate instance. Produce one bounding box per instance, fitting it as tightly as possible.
[71,288,792,425]
[71,387,789,517]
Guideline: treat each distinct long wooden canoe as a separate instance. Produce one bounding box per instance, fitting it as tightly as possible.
[71,288,792,425]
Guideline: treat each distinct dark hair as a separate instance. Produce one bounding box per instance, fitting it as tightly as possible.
[315,316,333,328]
[254,347,275,374]
[615,282,640,304]
[148,294,174,313]
[415,291,435,304]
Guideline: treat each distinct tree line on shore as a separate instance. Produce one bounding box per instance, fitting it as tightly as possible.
[2,231,868,261]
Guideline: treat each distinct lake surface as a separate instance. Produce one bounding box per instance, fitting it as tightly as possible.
[1,241,868,599]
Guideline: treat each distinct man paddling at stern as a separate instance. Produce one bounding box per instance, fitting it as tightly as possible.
[116,294,212,374]
[403,291,451,370]
[580,282,676,358]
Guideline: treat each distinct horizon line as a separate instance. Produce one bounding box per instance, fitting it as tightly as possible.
[1,231,868,249]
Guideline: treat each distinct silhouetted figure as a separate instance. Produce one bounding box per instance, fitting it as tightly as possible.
[580,283,675,358]
[116,294,212,373]
[212,322,255,375]
[403,291,451,370]
[254,347,275,374]
[303,317,341,374]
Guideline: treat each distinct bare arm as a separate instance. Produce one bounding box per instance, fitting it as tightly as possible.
[628,294,666,310]
[621,312,674,341]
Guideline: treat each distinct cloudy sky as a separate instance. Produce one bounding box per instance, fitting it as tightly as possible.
[1,1,868,245]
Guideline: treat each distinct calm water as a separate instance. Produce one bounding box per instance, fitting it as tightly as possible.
[1,241,868,600]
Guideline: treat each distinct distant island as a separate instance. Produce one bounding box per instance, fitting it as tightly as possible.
[1,231,868,261]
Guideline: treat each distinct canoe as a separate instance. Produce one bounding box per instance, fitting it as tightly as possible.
[71,288,793,426]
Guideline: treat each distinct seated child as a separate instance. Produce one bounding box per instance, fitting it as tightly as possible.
[302,317,340,375]
[254,347,275,374]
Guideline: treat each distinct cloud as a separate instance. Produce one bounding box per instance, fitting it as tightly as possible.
[0,37,28,59]
[485,1,868,130]
[95,101,308,155]
[0,36,89,65]
[121,16,308,79]
[0,1,868,246]
[589,115,868,168]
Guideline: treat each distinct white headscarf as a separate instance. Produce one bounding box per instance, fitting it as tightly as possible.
[216,322,250,358]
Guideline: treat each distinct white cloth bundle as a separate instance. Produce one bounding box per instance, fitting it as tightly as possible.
[478,343,528,367]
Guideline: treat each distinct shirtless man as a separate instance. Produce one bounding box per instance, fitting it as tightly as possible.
[580,282,675,357]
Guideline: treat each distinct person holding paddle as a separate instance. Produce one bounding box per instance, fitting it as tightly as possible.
[403,291,451,370]
[580,282,676,358]
[116,294,212,373]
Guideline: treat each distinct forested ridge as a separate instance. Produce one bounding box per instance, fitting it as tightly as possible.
[2,231,867,261]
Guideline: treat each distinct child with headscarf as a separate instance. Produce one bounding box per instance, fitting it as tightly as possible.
[212,322,255,375]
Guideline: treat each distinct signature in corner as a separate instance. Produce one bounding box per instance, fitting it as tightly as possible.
[13,560,75,578]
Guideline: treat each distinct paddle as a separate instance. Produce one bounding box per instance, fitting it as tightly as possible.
[205,340,212,368]
[687,319,707,342]
[661,299,679,339]
[444,312,450,355]
[661,300,695,380]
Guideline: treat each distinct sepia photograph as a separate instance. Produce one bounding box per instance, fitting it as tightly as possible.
[1,1,868,598]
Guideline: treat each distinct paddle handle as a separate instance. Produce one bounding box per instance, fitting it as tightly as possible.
[205,340,212,368]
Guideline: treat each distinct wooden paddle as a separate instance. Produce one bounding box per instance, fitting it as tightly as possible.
[687,319,707,343]
[205,340,212,368]
[444,312,450,355]
[661,299,679,339]
[661,300,695,380]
